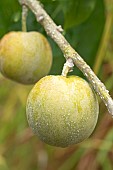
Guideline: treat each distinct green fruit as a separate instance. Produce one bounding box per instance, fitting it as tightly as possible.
[26,75,99,147]
[0,31,52,84]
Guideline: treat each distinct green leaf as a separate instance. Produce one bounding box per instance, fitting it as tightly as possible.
[45,0,106,77]
[62,0,97,30]
[66,0,105,73]
[0,0,21,38]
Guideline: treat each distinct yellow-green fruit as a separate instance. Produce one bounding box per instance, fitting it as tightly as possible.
[26,75,99,147]
[0,31,52,84]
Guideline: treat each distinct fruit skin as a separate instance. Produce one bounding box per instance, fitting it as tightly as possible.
[0,31,52,84]
[26,75,99,147]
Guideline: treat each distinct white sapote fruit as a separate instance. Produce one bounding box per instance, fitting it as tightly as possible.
[0,31,52,84]
[26,75,99,147]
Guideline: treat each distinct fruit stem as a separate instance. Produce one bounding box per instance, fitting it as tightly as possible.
[22,4,28,32]
[62,58,74,77]
[19,0,113,116]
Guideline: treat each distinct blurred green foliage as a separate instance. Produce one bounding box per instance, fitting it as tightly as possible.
[0,0,113,170]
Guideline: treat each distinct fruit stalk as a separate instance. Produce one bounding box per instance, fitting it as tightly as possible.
[62,58,74,77]
[22,4,28,32]
[19,0,113,116]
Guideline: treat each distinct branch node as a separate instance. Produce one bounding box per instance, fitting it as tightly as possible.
[56,25,64,33]
[38,15,44,22]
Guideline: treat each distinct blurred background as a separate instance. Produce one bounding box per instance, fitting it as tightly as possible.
[0,0,113,170]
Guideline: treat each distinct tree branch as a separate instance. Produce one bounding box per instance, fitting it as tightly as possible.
[19,0,113,116]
